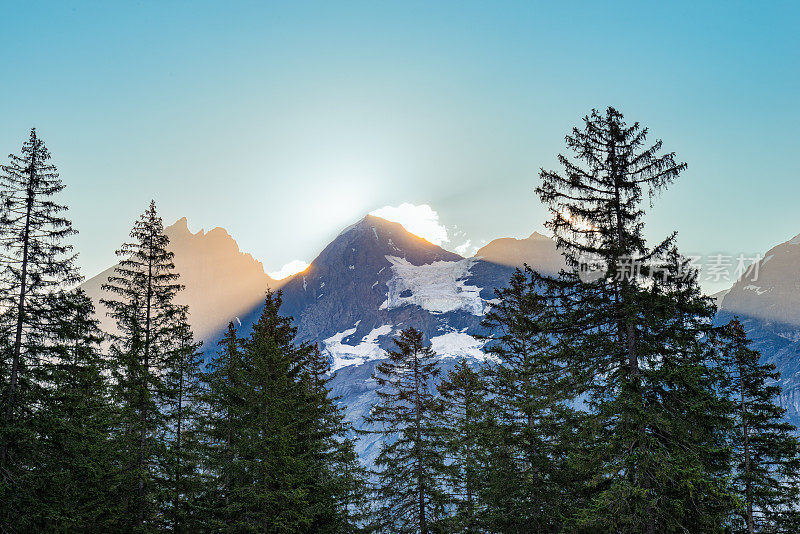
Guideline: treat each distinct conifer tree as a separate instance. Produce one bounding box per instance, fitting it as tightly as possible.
[200,321,243,528]
[301,345,371,533]
[723,319,800,533]
[101,200,185,530]
[0,129,81,531]
[203,291,338,532]
[535,107,733,531]
[160,309,205,532]
[0,129,79,474]
[27,289,120,531]
[436,359,485,534]
[478,268,585,533]
[365,327,447,533]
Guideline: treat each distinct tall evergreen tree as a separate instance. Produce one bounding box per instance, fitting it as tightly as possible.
[365,327,447,533]
[200,321,243,529]
[723,319,800,533]
[535,107,733,531]
[301,345,371,533]
[0,128,79,469]
[202,291,356,532]
[160,309,205,532]
[436,359,486,534]
[478,268,585,533]
[101,200,186,531]
[27,289,120,531]
[0,129,80,530]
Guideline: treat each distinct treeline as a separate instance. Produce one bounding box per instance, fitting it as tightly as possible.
[364,109,800,533]
[1,108,799,534]
[0,130,368,532]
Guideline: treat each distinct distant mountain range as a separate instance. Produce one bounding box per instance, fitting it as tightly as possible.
[716,232,800,426]
[80,213,800,456]
[80,212,565,464]
[81,217,278,342]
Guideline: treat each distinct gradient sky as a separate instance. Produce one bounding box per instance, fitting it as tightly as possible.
[1,1,798,292]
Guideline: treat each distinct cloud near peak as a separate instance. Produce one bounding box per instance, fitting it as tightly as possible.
[268,259,310,280]
[369,203,449,246]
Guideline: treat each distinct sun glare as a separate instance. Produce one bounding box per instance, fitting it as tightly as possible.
[557,207,597,233]
[369,203,449,246]
[268,259,310,280]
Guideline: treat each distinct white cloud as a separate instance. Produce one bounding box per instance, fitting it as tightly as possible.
[454,239,472,256]
[369,203,449,246]
[268,259,310,280]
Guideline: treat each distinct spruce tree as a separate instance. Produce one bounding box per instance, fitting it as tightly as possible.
[301,345,371,533]
[200,321,243,529]
[535,107,733,531]
[203,291,340,532]
[160,309,205,532]
[478,268,585,533]
[0,128,79,471]
[101,200,185,530]
[436,359,485,534]
[365,327,447,533]
[0,129,80,530]
[27,289,120,531]
[723,319,800,533]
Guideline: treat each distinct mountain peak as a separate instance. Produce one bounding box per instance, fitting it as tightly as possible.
[528,231,549,240]
[172,216,190,230]
[719,231,800,326]
[327,213,461,266]
[82,217,273,341]
[474,232,564,274]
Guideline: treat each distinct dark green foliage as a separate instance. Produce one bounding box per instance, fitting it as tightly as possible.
[101,200,190,531]
[723,319,800,533]
[26,289,121,531]
[200,321,243,528]
[535,107,734,531]
[436,359,485,533]
[365,327,447,533]
[160,309,205,532]
[301,345,372,533]
[0,129,81,530]
[201,291,365,533]
[478,268,586,533]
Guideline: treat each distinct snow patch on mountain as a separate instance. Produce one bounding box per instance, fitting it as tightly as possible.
[430,331,493,361]
[323,324,393,371]
[380,256,485,315]
[744,285,768,295]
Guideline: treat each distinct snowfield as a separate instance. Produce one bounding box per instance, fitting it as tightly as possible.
[430,331,493,361]
[380,256,485,315]
[323,324,393,371]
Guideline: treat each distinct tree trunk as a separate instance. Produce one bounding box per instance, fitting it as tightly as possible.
[2,163,35,466]
[138,232,154,526]
[742,368,754,534]
[173,354,184,532]
[414,346,427,534]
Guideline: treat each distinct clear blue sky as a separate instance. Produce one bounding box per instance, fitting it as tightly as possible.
[1,1,798,292]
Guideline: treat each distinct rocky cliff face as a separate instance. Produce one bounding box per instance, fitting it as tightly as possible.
[473,231,565,274]
[717,232,800,426]
[80,217,275,342]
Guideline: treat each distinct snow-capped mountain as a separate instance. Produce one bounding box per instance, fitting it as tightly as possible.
[80,210,800,453]
[80,211,557,463]
[228,215,560,463]
[80,217,276,341]
[717,232,800,426]
[234,214,548,371]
